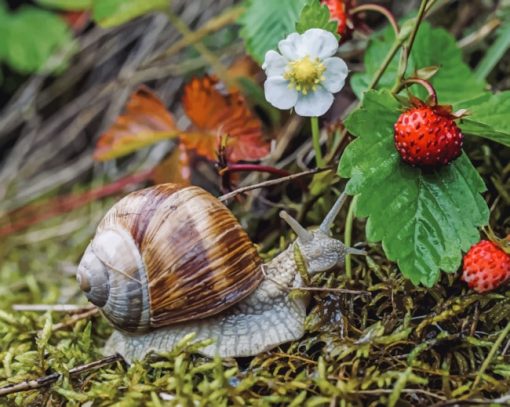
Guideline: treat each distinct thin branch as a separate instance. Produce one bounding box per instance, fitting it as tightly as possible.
[48,308,100,333]
[218,164,291,178]
[12,304,94,313]
[0,354,123,397]
[218,167,332,202]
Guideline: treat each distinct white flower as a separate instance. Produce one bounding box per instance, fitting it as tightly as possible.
[262,28,348,117]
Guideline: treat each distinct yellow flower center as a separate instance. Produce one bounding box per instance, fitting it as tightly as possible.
[284,55,326,95]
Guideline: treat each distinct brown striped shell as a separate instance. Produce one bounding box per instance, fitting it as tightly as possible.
[76,184,263,333]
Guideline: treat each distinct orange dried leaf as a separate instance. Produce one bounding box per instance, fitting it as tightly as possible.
[181,76,269,163]
[151,144,191,185]
[94,86,180,161]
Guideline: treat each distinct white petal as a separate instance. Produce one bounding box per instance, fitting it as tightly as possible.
[264,77,298,110]
[262,50,288,77]
[300,28,339,59]
[294,87,334,117]
[278,32,304,60]
[322,57,348,93]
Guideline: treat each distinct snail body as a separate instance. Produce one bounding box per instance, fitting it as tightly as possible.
[77,183,362,362]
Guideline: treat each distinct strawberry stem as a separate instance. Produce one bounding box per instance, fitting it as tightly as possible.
[392,0,429,92]
[351,4,399,36]
[400,78,438,106]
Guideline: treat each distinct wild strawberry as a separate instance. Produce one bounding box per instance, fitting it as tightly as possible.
[321,0,356,40]
[393,104,463,167]
[461,240,510,293]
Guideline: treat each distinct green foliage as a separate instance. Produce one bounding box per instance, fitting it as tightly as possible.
[351,22,486,104]
[295,0,338,38]
[92,0,168,28]
[0,6,73,74]
[239,0,307,63]
[35,0,91,11]
[458,92,510,147]
[338,90,489,286]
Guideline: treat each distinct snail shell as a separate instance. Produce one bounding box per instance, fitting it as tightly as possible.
[77,184,263,333]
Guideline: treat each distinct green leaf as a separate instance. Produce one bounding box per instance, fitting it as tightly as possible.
[0,6,73,74]
[35,0,91,11]
[351,22,486,105]
[92,0,167,28]
[339,90,489,286]
[458,92,510,147]
[295,0,338,38]
[239,0,307,63]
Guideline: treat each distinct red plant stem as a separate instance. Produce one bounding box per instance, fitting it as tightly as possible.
[0,169,154,237]
[350,4,399,35]
[219,164,290,178]
[400,78,438,105]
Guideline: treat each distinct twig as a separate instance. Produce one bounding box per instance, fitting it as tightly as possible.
[48,308,100,333]
[0,354,123,397]
[218,164,290,178]
[12,304,94,313]
[218,167,332,202]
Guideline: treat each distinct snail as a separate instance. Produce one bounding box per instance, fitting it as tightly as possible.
[76,183,365,362]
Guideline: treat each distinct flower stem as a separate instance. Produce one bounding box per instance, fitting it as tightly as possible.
[311,116,325,167]
[351,4,399,36]
[344,195,357,280]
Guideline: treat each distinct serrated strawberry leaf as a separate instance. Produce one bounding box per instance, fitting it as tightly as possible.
[456,92,510,147]
[339,90,489,286]
[295,0,339,39]
[239,0,307,63]
[351,22,486,105]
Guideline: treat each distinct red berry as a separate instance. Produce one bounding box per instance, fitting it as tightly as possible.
[461,240,510,293]
[394,105,463,167]
[321,0,355,39]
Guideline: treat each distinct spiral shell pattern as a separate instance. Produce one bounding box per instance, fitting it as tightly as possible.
[77,184,263,332]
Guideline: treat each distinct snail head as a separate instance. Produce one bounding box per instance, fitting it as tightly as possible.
[280,192,366,274]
